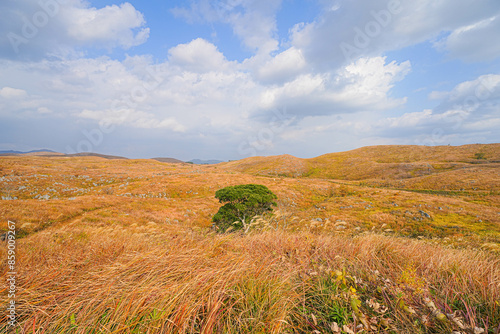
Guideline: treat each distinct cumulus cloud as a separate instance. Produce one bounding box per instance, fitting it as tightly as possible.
[168,38,232,73]
[226,0,281,54]
[37,107,52,114]
[281,73,500,151]
[374,74,500,144]
[432,74,500,113]
[0,52,259,135]
[256,47,307,84]
[64,2,149,49]
[172,0,281,55]
[0,87,27,99]
[290,0,500,69]
[0,0,149,60]
[435,15,500,62]
[79,108,186,132]
[257,56,411,117]
[333,57,410,109]
[0,50,413,156]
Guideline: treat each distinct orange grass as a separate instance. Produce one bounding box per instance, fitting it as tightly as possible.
[1,222,499,333]
[1,146,499,333]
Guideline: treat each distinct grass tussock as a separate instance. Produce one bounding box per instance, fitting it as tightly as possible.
[1,222,499,333]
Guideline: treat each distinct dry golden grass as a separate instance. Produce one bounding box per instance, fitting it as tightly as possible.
[220,144,500,185]
[1,144,500,333]
[1,221,499,333]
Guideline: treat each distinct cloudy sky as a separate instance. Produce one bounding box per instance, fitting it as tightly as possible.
[1,0,499,160]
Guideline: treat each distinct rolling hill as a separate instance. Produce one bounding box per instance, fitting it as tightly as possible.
[1,144,499,333]
[219,144,500,192]
[220,144,500,179]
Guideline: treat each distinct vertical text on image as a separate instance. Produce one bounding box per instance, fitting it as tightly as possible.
[6,220,17,327]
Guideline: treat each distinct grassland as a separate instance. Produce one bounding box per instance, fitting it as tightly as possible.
[1,144,499,333]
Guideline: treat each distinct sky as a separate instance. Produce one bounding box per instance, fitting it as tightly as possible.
[1,0,500,161]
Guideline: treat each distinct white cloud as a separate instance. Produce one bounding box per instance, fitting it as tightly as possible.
[276,72,500,152]
[0,87,27,99]
[0,0,149,60]
[79,108,186,132]
[172,0,281,55]
[226,0,281,54]
[0,51,413,157]
[37,107,52,114]
[0,54,259,135]
[435,15,500,62]
[256,47,307,84]
[373,74,500,145]
[385,109,442,128]
[334,57,410,109]
[168,38,231,73]
[290,0,500,69]
[435,74,500,112]
[428,91,449,100]
[64,2,149,49]
[258,73,324,111]
[258,56,411,116]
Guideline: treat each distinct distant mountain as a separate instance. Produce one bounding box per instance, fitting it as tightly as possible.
[188,159,224,165]
[64,152,127,160]
[0,149,57,155]
[152,157,185,164]
[0,150,127,159]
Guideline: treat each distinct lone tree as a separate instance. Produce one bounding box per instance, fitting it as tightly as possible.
[212,184,277,233]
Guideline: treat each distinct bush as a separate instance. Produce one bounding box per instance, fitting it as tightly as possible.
[212,184,277,233]
[474,152,486,160]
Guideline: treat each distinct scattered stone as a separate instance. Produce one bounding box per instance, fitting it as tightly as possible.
[1,196,17,200]
[418,210,431,219]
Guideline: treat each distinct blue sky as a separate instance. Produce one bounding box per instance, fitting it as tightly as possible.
[1,0,499,160]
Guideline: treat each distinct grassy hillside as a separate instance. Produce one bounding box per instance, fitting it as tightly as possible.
[1,145,499,333]
[220,144,500,198]
[220,144,500,180]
